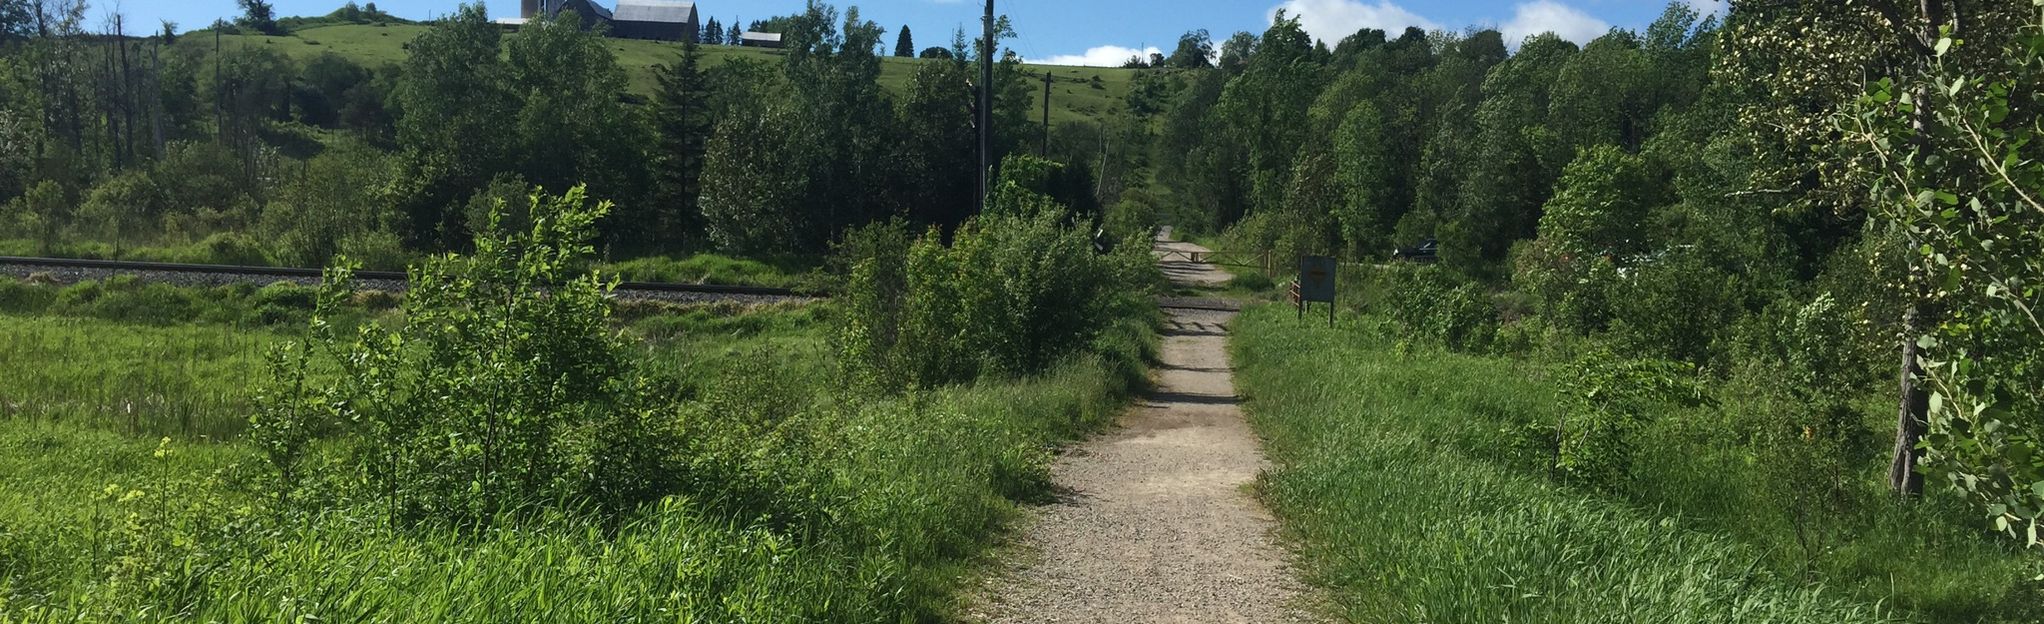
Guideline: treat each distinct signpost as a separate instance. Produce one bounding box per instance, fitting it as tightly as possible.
[1296,255,1336,327]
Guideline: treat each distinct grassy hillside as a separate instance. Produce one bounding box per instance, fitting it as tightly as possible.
[215,24,1134,126]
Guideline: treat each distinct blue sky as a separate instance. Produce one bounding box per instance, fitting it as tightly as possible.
[102,0,1724,65]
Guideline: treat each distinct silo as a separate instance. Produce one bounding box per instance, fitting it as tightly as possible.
[521,0,540,19]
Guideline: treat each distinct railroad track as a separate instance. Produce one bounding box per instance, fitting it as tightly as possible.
[0,256,826,305]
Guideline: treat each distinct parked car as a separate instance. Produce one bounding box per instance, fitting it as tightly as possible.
[1392,239,1438,263]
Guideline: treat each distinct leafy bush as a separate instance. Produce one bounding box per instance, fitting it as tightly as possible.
[1380,265,1497,352]
[0,277,55,313]
[1510,237,1618,334]
[255,185,680,525]
[249,282,319,326]
[1102,188,1162,240]
[1520,348,1710,491]
[260,142,398,267]
[1844,24,2044,544]
[838,171,1158,392]
[1606,248,1746,367]
[1716,294,1884,564]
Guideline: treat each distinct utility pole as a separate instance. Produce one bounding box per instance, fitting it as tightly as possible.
[214,27,222,144]
[1040,71,1051,157]
[977,0,994,213]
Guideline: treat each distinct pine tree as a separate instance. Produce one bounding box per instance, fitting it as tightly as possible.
[727,22,741,45]
[894,25,913,57]
[650,39,713,246]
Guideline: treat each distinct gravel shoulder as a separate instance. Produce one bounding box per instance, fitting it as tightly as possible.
[971,235,1313,623]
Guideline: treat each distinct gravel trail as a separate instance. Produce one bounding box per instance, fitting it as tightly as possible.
[973,233,1313,623]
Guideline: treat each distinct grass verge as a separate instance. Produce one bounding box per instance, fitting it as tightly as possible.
[0,302,1156,621]
[1229,304,2040,622]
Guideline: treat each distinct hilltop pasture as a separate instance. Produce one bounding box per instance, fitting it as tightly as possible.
[214,23,1135,126]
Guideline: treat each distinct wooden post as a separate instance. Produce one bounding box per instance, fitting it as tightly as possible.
[1041,71,1051,157]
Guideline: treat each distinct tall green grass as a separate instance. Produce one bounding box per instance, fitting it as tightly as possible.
[0,315,280,439]
[0,302,1156,620]
[601,253,826,290]
[1230,304,2040,622]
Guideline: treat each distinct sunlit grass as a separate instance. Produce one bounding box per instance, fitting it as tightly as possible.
[1230,304,2041,622]
[0,297,1157,620]
[213,24,1136,127]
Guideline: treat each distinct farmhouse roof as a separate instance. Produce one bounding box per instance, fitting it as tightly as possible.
[740,31,782,43]
[613,0,696,24]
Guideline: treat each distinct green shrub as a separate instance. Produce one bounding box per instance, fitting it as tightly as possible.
[0,277,54,314]
[1510,237,1617,334]
[78,281,202,326]
[336,230,412,271]
[603,253,814,289]
[249,281,319,326]
[838,192,1157,391]
[254,185,681,525]
[1518,347,1710,491]
[1606,249,1747,367]
[129,233,276,266]
[1380,265,1497,352]
[53,280,103,308]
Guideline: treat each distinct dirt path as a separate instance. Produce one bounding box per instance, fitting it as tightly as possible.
[974,232,1312,623]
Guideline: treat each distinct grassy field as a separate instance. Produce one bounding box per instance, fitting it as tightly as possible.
[0,280,1158,620]
[213,24,1135,127]
[1229,304,2043,623]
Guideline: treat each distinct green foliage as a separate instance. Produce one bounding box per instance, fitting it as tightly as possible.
[237,0,281,36]
[700,101,811,253]
[1844,20,2044,546]
[602,253,820,289]
[1538,145,1658,258]
[838,175,1157,392]
[1229,305,2004,622]
[259,141,397,267]
[75,170,160,254]
[891,59,977,229]
[257,185,677,525]
[1378,265,1496,352]
[505,13,649,223]
[1209,12,1322,225]
[1535,348,1709,490]
[1607,249,1747,367]
[1101,188,1160,241]
[649,39,713,249]
[1509,237,1617,334]
[16,179,64,254]
[391,3,515,248]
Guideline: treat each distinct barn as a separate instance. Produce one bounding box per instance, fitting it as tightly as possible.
[519,0,611,25]
[738,31,783,48]
[514,0,698,43]
[612,0,698,42]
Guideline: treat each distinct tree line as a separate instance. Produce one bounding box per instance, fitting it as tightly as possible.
[0,0,1075,267]
[1106,1,2041,546]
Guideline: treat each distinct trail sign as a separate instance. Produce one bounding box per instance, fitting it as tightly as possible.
[1299,256,1336,302]
[1297,255,1336,326]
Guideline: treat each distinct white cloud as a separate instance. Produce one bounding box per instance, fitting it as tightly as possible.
[1029,45,1162,67]
[1272,0,1440,45]
[1499,0,1609,46]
